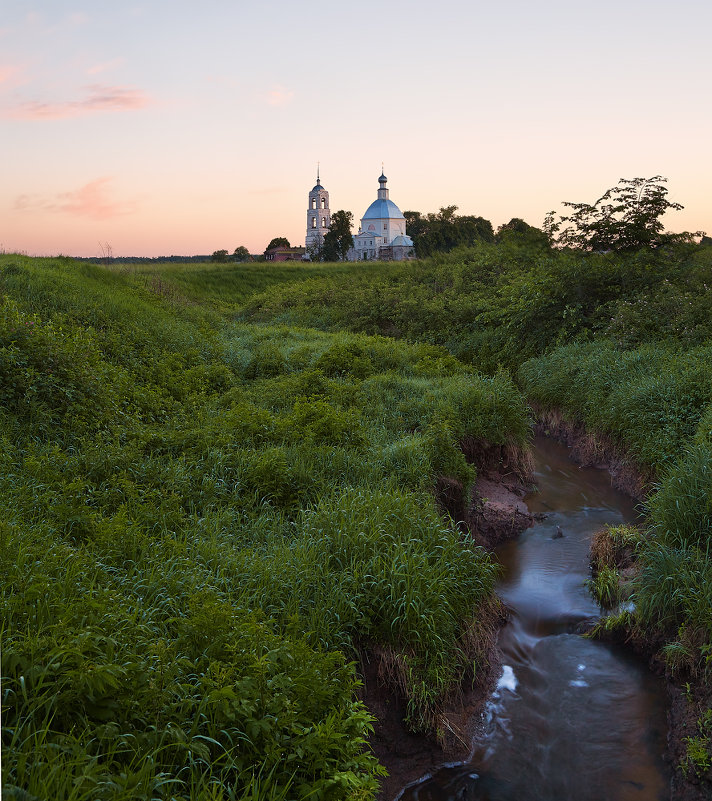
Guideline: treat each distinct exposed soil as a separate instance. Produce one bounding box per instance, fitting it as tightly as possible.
[468,474,534,549]
[360,606,505,801]
[667,680,712,801]
[367,448,535,800]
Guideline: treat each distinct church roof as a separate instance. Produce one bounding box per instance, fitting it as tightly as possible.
[390,235,414,246]
[362,198,405,220]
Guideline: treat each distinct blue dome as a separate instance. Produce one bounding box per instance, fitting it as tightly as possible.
[362,198,404,220]
[311,182,325,192]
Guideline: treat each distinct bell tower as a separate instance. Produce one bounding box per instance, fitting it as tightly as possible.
[305,166,330,257]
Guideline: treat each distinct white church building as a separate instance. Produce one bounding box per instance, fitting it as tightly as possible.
[305,174,330,256]
[304,170,415,261]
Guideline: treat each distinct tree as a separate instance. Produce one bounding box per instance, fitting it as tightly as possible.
[322,211,353,262]
[547,176,700,252]
[495,218,549,248]
[306,239,325,262]
[211,249,229,262]
[233,246,250,262]
[266,237,290,251]
[402,206,494,257]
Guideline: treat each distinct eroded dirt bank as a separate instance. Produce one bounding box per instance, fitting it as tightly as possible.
[367,417,710,801]
[360,606,504,801]
[364,453,535,800]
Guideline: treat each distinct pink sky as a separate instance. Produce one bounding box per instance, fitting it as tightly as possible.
[1,1,710,257]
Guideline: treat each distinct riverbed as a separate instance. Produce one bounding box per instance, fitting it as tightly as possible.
[399,436,671,801]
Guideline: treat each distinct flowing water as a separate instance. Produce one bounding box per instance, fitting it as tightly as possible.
[401,437,670,801]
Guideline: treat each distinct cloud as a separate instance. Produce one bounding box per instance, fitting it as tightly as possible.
[67,12,89,26]
[5,84,152,119]
[0,66,17,84]
[264,85,294,107]
[86,58,124,76]
[15,177,139,221]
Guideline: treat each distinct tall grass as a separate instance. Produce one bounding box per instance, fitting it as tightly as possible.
[519,341,712,471]
[0,254,532,800]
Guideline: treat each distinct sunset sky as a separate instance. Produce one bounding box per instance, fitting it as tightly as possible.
[2,0,710,258]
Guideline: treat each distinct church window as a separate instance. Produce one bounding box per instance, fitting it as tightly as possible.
[321,197,326,208]
[322,217,326,227]
[383,224,387,231]
[311,217,316,228]
[311,198,316,209]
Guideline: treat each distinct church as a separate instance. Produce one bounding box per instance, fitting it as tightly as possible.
[305,170,415,261]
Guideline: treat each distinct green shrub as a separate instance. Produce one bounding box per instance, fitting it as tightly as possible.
[243,343,287,379]
[315,340,375,378]
[284,397,365,447]
[0,295,111,432]
[241,446,316,509]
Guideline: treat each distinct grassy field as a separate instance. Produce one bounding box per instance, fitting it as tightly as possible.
[110,259,403,314]
[0,254,531,801]
[4,241,712,795]
[235,240,712,787]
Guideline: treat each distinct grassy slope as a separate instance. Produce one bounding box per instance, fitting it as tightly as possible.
[0,255,531,801]
[239,242,712,787]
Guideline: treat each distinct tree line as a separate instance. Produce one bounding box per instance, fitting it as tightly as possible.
[293,175,706,261]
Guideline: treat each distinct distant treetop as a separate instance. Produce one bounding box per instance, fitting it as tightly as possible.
[544,176,704,252]
[266,237,291,251]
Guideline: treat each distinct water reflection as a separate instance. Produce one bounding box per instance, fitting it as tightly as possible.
[400,437,669,801]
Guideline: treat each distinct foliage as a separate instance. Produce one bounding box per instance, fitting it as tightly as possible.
[495,218,549,248]
[546,176,701,252]
[681,710,712,778]
[518,342,712,471]
[587,566,621,608]
[0,253,534,800]
[233,246,251,262]
[403,206,494,257]
[6,227,712,795]
[244,239,712,374]
[322,211,354,262]
[645,443,712,550]
[211,249,230,262]
[265,237,291,251]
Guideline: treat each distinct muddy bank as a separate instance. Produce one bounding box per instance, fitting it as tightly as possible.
[367,459,534,800]
[360,603,505,801]
[468,474,535,549]
[667,681,712,801]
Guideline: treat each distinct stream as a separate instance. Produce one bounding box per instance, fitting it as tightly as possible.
[400,437,671,801]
